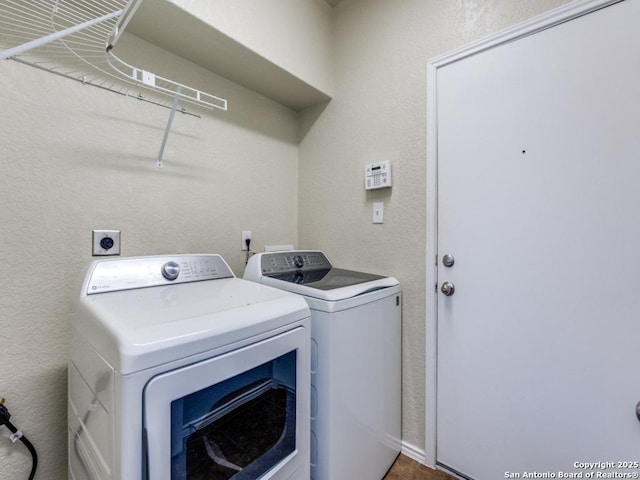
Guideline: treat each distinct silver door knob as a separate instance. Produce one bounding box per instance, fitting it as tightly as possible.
[441,281,455,296]
[442,254,455,267]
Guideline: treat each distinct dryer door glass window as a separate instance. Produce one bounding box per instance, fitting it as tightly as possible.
[143,327,306,480]
[171,351,296,479]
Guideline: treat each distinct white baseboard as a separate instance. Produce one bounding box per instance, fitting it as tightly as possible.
[400,441,427,465]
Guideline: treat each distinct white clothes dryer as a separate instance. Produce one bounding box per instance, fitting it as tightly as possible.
[244,251,401,480]
[68,254,311,480]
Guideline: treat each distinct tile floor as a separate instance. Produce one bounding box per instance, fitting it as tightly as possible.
[383,454,455,480]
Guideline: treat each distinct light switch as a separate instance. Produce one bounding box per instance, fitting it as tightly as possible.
[373,202,384,224]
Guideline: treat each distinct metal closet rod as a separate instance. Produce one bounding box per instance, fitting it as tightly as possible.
[11,57,201,119]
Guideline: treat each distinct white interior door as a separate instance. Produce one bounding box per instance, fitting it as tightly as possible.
[434,1,640,478]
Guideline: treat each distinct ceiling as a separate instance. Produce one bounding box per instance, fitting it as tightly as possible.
[324,0,344,6]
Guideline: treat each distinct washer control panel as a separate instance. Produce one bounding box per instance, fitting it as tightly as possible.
[86,254,234,294]
[260,251,332,275]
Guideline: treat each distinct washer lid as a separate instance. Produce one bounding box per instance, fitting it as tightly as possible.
[269,267,386,290]
[259,274,399,302]
[245,251,399,302]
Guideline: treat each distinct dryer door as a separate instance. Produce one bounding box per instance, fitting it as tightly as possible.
[143,327,309,480]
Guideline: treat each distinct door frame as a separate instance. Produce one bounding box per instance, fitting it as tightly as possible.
[424,0,621,468]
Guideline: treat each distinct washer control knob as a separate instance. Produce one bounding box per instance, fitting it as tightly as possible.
[293,255,305,269]
[161,261,180,281]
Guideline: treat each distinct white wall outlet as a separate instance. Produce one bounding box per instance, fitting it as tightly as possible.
[373,202,384,224]
[242,230,252,251]
[92,230,121,256]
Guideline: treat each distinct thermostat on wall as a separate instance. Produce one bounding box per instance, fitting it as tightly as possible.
[365,160,392,190]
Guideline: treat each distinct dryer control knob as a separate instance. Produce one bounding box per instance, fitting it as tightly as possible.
[161,261,180,281]
[293,255,305,269]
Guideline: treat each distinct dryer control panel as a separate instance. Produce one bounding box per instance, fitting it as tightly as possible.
[85,254,234,294]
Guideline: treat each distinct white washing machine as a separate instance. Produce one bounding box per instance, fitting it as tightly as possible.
[244,250,401,480]
[68,254,311,480]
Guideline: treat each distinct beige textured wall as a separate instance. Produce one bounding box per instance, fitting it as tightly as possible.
[0,35,299,478]
[298,0,571,455]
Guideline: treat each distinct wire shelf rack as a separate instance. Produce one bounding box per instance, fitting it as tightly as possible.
[0,0,228,167]
[0,0,227,112]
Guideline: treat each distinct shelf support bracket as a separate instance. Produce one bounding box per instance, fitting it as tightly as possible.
[0,9,124,61]
[157,86,183,169]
